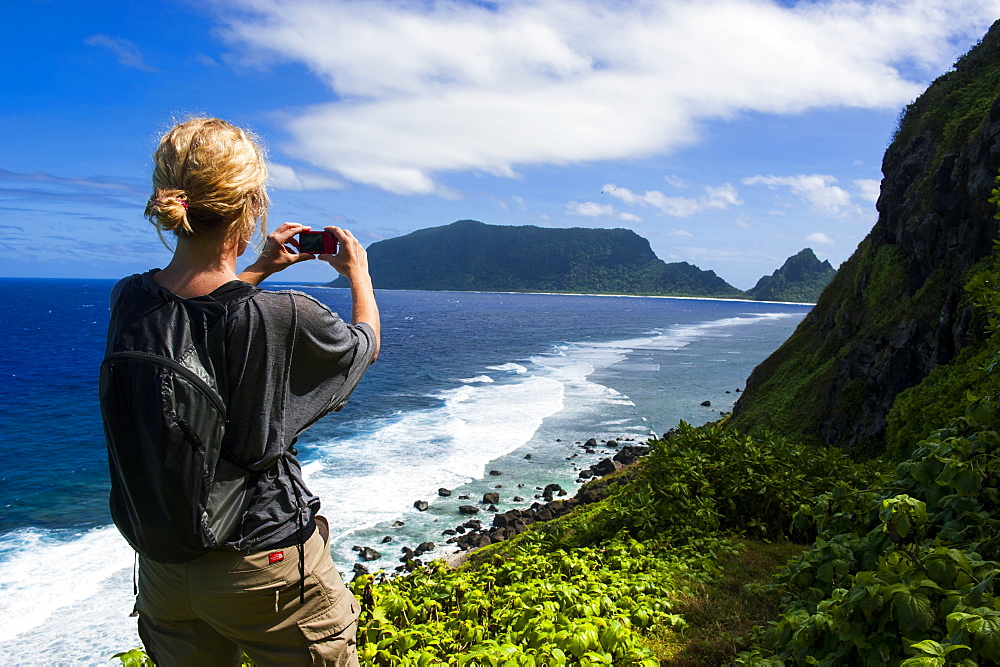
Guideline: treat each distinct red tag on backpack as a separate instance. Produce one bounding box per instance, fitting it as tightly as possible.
[268,551,284,564]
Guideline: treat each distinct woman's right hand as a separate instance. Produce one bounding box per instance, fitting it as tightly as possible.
[321,226,370,280]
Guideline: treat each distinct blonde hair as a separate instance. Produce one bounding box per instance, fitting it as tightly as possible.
[145,117,270,245]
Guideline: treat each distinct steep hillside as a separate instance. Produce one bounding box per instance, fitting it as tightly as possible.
[747,248,836,303]
[731,21,1000,455]
[328,220,745,298]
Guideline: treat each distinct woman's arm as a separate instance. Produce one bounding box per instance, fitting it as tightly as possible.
[321,226,380,363]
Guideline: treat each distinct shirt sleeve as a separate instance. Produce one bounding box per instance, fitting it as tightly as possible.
[285,292,376,429]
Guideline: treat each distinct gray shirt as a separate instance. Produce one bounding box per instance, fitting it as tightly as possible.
[114,272,376,551]
[219,282,376,550]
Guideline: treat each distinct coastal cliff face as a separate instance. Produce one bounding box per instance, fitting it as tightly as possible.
[731,22,1000,455]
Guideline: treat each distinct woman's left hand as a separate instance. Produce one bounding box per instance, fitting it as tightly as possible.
[239,223,315,285]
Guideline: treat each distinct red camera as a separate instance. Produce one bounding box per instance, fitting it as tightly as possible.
[297,231,339,255]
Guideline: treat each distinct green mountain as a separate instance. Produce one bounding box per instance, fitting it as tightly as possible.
[328,220,745,298]
[731,20,1000,456]
[746,248,836,303]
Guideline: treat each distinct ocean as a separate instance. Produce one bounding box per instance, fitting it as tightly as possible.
[0,278,810,665]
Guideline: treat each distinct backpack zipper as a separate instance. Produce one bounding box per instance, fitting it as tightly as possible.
[103,350,227,418]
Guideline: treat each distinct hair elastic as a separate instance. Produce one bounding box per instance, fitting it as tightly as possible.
[154,197,189,210]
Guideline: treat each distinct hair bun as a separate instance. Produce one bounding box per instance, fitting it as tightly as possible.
[146,189,193,234]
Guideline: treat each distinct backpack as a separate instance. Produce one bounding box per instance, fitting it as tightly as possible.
[100,275,260,563]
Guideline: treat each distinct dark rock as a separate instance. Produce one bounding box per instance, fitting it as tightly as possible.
[458,494,470,500]
[542,483,566,501]
[392,521,405,527]
[578,469,594,479]
[352,563,370,575]
[584,437,597,447]
[381,536,392,543]
[513,496,524,502]
[483,492,500,504]
[360,547,381,561]
[438,488,452,497]
[442,529,457,536]
[701,400,712,407]
[489,470,502,476]
[351,545,361,552]
[591,458,623,476]
[524,454,532,459]
[459,505,480,515]
[613,445,651,466]
[606,440,618,447]
[415,541,435,556]
[487,504,498,512]
[464,519,482,530]
[414,500,429,511]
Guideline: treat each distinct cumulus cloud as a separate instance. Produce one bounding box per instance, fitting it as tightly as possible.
[853,178,882,204]
[567,201,617,217]
[217,0,998,193]
[742,174,852,214]
[84,34,158,72]
[603,182,741,217]
[268,163,346,191]
[567,200,644,222]
[806,232,836,245]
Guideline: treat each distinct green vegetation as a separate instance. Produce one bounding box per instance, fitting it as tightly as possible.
[729,19,1000,454]
[738,408,1000,664]
[891,20,1000,184]
[746,248,837,303]
[730,239,910,449]
[329,219,746,298]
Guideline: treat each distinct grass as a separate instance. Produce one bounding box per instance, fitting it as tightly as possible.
[646,538,806,666]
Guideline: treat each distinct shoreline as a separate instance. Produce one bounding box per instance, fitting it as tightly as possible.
[349,437,653,578]
[299,284,816,307]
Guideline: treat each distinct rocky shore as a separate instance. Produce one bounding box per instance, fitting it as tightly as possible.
[348,438,654,579]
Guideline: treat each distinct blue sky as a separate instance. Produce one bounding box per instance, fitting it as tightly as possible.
[2,0,998,289]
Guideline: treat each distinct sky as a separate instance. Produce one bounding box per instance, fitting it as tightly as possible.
[2,0,999,289]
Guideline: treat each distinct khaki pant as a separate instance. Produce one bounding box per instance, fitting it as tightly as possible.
[136,516,360,666]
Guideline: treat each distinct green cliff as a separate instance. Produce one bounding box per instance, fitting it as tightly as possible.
[730,20,1000,456]
[327,220,745,298]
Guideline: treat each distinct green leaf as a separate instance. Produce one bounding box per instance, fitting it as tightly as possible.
[892,589,934,633]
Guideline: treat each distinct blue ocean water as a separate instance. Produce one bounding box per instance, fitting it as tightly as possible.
[0,278,810,664]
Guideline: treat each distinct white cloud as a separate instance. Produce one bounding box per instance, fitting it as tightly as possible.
[84,34,158,72]
[566,201,644,223]
[603,182,741,217]
[853,178,882,205]
[567,201,617,217]
[268,163,346,191]
[219,0,999,193]
[664,229,694,237]
[806,232,836,245]
[742,174,852,214]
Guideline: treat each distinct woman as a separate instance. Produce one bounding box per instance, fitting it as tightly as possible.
[102,117,379,666]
